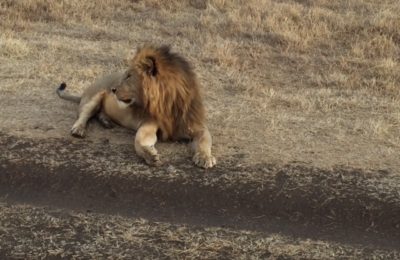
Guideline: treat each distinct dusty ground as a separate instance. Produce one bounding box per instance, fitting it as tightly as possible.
[1,0,400,258]
[1,202,397,259]
[1,134,400,258]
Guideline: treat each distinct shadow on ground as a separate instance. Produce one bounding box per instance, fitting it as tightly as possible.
[1,132,399,251]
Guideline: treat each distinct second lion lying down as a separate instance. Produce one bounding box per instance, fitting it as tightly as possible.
[57,45,216,168]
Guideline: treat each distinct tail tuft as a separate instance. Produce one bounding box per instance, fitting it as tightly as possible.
[56,82,81,103]
[58,82,67,91]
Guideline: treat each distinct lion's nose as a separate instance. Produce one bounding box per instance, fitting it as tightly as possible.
[111,88,116,93]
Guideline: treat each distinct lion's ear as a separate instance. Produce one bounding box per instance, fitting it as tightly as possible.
[141,57,157,77]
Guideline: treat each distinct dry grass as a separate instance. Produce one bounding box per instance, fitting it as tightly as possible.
[1,1,400,256]
[0,0,399,171]
[0,202,396,259]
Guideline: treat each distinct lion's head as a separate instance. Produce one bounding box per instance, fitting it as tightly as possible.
[115,45,206,140]
[112,70,142,108]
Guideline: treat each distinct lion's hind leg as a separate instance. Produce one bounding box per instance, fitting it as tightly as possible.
[71,91,105,137]
[191,127,216,169]
[135,120,161,166]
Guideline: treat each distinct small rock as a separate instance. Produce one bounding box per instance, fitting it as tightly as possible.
[167,165,177,174]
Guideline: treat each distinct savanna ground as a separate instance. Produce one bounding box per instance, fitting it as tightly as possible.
[0,0,400,258]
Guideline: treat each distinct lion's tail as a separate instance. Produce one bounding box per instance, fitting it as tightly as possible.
[56,83,81,104]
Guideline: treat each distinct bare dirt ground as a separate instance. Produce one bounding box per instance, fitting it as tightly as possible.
[1,0,400,258]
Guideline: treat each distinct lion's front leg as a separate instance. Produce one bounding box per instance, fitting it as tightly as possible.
[135,120,161,166]
[191,127,216,169]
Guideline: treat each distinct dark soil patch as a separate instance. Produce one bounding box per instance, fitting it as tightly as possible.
[0,132,399,250]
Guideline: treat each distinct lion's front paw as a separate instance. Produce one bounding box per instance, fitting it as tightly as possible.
[193,152,216,169]
[71,124,86,138]
[142,146,162,166]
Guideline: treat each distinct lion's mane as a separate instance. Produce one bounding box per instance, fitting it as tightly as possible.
[130,45,206,140]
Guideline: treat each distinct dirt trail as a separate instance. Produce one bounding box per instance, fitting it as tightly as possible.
[2,202,398,259]
[1,131,400,252]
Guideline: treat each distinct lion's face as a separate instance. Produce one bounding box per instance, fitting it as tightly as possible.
[112,70,142,107]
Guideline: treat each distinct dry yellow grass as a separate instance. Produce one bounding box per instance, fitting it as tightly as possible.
[0,0,399,171]
[1,202,395,259]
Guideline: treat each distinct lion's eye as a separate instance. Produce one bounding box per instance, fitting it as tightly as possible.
[126,73,132,79]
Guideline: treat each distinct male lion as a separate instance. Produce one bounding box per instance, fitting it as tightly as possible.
[57,45,216,168]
